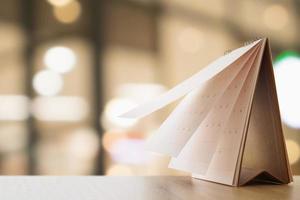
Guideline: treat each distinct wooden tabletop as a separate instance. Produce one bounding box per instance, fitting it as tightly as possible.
[0,176,299,200]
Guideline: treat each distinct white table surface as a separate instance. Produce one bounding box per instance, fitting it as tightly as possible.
[0,176,298,200]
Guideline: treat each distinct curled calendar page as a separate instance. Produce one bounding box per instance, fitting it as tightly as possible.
[120,38,293,186]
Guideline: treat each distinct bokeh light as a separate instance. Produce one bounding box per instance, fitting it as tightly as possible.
[102,98,138,129]
[102,131,127,153]
[0,95,29,121]
[110,138,148,164]
[47,0,73,7]
[33,69,63,96]
[116,83,167,102]
[44,46,76,74]
[53,0,81,24]
[32,96,88,121]
[101,83,167,130]
[286,139,300,164]
[102,130,147,164]
[274,51,300,129]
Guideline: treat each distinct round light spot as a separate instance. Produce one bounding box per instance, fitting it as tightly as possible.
[274,52,300,129]
[53,0,81,24]
[44,46,76,74]
[102,98,138,129]
[263,4,289,30]
[286,139,300,164]
[33,69,63,96]
[47,0,73,7]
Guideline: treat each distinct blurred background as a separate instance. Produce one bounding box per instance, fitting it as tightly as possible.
[0,0,299,175]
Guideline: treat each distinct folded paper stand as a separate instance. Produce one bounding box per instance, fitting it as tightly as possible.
[121,38,293,186]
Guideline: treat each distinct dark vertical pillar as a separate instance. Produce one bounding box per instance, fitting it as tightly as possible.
[90,0,105,175]
[21,0,38,175]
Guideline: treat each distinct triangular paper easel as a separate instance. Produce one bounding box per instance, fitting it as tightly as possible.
[121,38,293,186]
